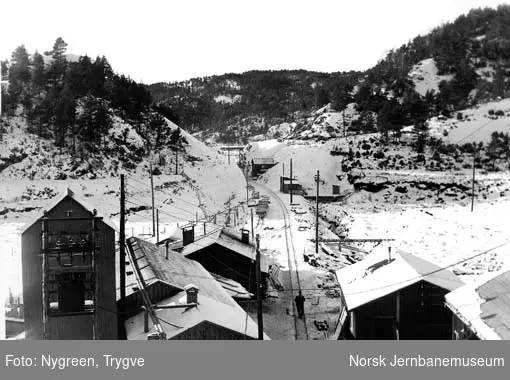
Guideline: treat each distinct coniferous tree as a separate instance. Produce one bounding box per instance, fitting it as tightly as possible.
[7,45,31,108]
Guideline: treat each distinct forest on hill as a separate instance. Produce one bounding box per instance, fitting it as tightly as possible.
[150,5,510,143]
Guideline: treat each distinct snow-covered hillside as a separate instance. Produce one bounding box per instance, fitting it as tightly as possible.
[245,139,347,192]
[0,113,248,301]
[408,58,454,96]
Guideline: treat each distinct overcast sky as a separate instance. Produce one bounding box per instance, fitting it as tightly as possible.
[1,0,506,84]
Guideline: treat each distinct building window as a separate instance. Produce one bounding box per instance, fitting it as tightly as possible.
[48,272,94,313]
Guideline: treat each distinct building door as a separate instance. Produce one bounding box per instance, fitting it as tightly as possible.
[373,318,395,339]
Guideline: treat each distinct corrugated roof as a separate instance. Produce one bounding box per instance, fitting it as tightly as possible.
[121,238,268,340]
[119,237,235,307]
[336,245,464,311]
[211,273,253,299]
[445,269,510,340]
[125,291,270,340]
[20,188,118,234]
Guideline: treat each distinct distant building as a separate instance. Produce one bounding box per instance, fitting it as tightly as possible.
[445,269,510,340]
[331,246,464,340]
[169,226,269,295]
[279,176,302,194]
[251,158,277,177]
[21,189,118,340]
[123,238,268,340]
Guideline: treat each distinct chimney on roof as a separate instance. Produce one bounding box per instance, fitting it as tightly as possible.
[67,188,74,197]
[184,284,199,304]
[241,228,250,244]
[182,225,195,246]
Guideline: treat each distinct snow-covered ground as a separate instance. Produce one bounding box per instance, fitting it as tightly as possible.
[408,58,454,96]
[344,200,510,284]
[0,114,248,304]
[244,133,510,292]
[444,99,510,144]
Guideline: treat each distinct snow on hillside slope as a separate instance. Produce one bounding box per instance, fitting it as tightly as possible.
[0,116,247,302]
[436,99,510,143]
[245,139,347,192]
[291,103,360,140]
[214,94,242,104]
[408,58,454,96]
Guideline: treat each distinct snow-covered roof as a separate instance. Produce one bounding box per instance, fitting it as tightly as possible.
[445,269,510,340]
[125,291,269,340]
[174,227,269,273]
[252,158,276,165]
[210,273,253,299]
[120,237,234,306]
[20,188,118,234]
[336,246,464,311]
[122,238,267,340]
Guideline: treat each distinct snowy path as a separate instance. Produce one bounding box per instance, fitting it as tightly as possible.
[248,181,341,340]
[253,181,309,340]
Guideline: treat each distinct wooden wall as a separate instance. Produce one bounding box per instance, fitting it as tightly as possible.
[21,196,117,340]
[187,244,267,294]
[451,314,479,340]
[171,321,255,340]
[352,281,453,340]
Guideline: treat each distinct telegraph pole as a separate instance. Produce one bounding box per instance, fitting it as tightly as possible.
[251,208,254,238]
[156,209,159,244]
[471,148,477,212]
[150,162,155,237]
[119,174,127,339]
[315,170,320,254]
[256,234,264,340]
[290,158,293,204]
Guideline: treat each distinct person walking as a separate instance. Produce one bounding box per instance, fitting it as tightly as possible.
[295,292,305,318]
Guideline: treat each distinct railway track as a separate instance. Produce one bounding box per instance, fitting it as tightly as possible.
[255,182,309,340]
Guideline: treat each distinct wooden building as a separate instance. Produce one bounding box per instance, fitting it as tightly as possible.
[445,269,510,340]
[170,226,269,295]
[21,189,118,340]
[331,246,464,340]
[251,158,277,177]
[279,176,302,194]
[123,237,268,340]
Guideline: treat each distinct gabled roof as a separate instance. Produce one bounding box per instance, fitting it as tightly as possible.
[172,226,269,273]
[125,291,270,340]
[121,237,268,340]
[336,246,464,311]
[20,188,118,234]
[118,238,235,306]
[445,269,510,340]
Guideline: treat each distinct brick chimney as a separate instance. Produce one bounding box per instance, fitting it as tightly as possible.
[241,229,250,244]
[184,284,199,304]
[182,225,195,246]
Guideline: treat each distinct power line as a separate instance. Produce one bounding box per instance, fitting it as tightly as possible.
[126,184,197,219]
[267,240,510,295]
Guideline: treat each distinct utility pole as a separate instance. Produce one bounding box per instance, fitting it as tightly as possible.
[150,162,155,237]
[315,170,320,254]
[256,234,263,340]
[119,174,126,339]
[228,142,230,165]
[251,208,254,238]
[156,209,159,244]
[290,158,293,204]
[471,148,477,212]
[283,163,285,178]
